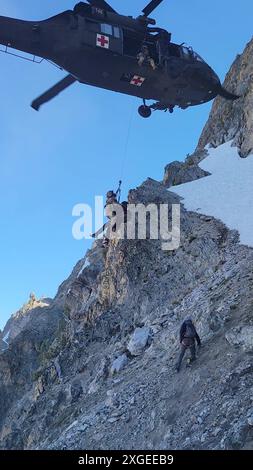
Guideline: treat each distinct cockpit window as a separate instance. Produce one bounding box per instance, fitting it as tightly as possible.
[181,46,192,59]
[113,26,121,38]
[101,23,121,38]
[101,23,113,35]
[193,52,205,62]
[181,45,205,63]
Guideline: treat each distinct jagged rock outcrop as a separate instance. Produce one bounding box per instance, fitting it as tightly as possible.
[163,150,210,187]
[198,37,253,157]
[0,294,52,352]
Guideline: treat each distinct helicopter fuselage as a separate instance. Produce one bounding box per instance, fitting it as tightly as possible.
[0,6,221,110]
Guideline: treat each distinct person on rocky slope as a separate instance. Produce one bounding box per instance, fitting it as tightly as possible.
[176,317,201,372]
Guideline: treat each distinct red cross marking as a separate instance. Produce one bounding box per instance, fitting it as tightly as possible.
[130,75,146,86]
[96,34,109,48]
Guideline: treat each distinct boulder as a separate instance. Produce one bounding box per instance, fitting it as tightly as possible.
[110,354,128,375]
[127,327,151,356]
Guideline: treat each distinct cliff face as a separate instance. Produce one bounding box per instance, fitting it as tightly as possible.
[1,40,253,451]
[198,38,253,157]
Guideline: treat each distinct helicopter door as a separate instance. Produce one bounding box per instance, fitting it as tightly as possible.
[83,18,101,47]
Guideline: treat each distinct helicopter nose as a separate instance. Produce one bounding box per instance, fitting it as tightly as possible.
[210,69,220,87]
[200,66,221,96]
[202,65,220,87]
[209,69,229,98]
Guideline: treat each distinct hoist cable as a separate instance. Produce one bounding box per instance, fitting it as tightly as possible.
[119,100,135,183]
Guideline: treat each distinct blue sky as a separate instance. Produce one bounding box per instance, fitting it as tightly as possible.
[0,0,252,330]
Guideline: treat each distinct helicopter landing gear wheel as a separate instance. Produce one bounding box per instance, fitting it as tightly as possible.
[138,105,152,118]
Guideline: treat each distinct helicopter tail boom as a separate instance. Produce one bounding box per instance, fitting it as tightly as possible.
[0,15,46,58]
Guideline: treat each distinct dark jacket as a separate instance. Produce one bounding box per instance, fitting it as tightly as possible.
[179,320,201,346]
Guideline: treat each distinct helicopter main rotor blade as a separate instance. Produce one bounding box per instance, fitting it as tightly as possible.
[86,0,117,14]
[31,74,77,111]
[142,0,164,17]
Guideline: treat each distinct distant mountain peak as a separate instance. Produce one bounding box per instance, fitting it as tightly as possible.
[12,293,51,321]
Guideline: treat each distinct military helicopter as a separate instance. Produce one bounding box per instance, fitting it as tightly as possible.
[0,0,238,117]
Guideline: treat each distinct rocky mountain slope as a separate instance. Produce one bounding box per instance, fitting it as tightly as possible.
[1,38,253,451]
[198,38,253,158]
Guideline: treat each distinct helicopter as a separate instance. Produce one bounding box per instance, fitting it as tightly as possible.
[0,0,238,117]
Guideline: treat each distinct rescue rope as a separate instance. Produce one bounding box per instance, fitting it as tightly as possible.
[119,99,135,184]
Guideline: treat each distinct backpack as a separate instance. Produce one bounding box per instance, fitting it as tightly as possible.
[184,322,195,338]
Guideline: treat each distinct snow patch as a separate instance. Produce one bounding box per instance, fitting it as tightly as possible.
[77,258,90,278]
[2,330,10,346]
[173,142,253,247]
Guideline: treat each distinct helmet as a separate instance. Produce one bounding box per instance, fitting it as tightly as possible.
[106,190,115,198]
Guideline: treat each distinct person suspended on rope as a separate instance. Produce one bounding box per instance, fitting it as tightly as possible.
[91,181,124,240]
[103,181,125,243]
[105,189,118,228]
[105,182,126,227]
[175,317,201,373]
[95,191,116,244]
[105,180,122,216]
